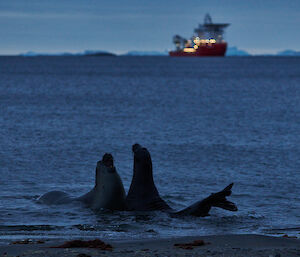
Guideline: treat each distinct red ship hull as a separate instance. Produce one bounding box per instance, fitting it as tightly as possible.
[169,42,227,57]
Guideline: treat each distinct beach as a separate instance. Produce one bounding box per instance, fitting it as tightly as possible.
[1,234,299,257]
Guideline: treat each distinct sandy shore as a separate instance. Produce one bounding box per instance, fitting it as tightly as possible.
[1,234,299,257]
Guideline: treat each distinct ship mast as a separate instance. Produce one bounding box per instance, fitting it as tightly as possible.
[194,14,230,43]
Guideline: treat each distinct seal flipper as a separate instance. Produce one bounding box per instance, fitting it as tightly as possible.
[172,183,238,217]
[210,183,237,211]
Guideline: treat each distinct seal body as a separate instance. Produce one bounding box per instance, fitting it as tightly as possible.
[126,144,237,216]
[78,160,126,211]
[126,144,171,211]
[38,154,126,211]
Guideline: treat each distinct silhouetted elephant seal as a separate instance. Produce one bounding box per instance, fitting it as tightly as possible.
[126,144,237,216]
[38,154,126,211]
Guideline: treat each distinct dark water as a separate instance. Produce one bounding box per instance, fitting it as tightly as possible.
[0,56,299,243]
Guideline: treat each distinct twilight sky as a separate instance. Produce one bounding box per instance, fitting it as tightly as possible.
[0,0,299,55]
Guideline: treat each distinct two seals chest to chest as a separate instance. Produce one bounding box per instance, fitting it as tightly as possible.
[39,147,237,216]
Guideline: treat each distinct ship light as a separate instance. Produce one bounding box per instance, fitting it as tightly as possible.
[193,37,200,45]
[209,39,216,43]
[183,48,196,53]
[194,45,198,49]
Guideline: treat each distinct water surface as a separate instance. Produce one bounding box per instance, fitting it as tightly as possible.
[0,56,299,243]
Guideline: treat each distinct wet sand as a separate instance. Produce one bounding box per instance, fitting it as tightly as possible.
[1,234,299,257]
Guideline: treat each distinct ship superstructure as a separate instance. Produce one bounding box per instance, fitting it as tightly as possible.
[170,14,230,57]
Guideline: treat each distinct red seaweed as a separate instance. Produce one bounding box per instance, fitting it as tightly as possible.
[51,239,112,250]
[174,239,208,250]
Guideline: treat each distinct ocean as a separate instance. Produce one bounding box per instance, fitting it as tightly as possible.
[0,56,299,243]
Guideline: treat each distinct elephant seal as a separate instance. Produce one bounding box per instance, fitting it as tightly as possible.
[126,144,172,211]
[38,153,126,211]
[126,144,237,217]
[78,153,126,210]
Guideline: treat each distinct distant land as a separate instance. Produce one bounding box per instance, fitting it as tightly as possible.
[276,49,300,56]
[83,50,116,56]
[124,51,169,56]
[20,50,116,57]
[17,48,300,57]
[226,47,250,56]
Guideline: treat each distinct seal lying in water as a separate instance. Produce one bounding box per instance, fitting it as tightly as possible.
[126,143,238,217]
[38,154,126,211]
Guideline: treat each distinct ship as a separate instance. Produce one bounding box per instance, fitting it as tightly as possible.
[169,14,230,57]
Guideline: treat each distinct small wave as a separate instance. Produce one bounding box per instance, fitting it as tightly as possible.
[263,227,300,233]
[0,195,39,200]
[0,225,64,232]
